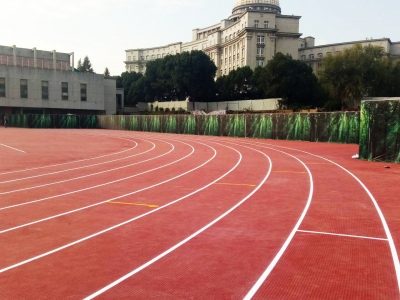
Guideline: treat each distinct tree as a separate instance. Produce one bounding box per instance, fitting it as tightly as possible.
[104,67,110,76]
[215,66,267,101]
[171,50,217,103]
[116,72,144,106]
[260,53,319,109]
[77,56,94,73]
[319,44,400,110]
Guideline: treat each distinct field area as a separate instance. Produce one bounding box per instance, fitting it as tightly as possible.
[0,128,400,299]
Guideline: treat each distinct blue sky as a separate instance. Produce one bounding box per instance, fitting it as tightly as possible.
[1,0,399,75]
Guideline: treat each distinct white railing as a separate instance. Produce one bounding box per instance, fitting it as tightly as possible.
[234,0,280,8]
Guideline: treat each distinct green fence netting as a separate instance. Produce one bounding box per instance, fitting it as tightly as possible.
[359,101,400,163]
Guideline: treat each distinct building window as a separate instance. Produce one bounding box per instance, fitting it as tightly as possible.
[256,60,264,67]
[309,54,314,59]
[20,79,28,99]
[317,53,323,58]
[257,36,265,44]
[326,52,332,55]
[254,20,259,28]
[0,78,5,97]
[141,56,144,60]
[128,56,131,61]
[301,55,306,60]
[42,81,49,100]
[225,37,228,42]
[257,47,264,56]
[81,84,87,101]
[264,21,269,28]
[62,82,68,100]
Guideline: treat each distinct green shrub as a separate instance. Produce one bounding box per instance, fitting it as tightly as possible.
[165,108,170,113]
[159,107,164,112]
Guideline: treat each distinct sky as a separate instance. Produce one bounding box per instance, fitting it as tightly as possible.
[1,0,399,76]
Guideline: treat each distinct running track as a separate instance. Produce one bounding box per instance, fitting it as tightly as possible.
[0,128,399,299]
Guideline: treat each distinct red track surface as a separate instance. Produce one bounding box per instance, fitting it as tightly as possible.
[0,128,399,300]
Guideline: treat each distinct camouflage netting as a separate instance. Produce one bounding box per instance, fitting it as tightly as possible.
[359,101,400,163]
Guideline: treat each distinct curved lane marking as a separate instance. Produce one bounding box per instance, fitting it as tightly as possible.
[0,134,137,176]
[0,141,238,273]
[0,139,211,233]
[0,139,183,212]
[83,141,272,299]
[0,139,167,195]
[259,142,400,294]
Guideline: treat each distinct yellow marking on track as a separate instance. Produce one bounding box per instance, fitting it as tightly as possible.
[108,201,159,208]
[273,171,307,174]
[215,183,257,187]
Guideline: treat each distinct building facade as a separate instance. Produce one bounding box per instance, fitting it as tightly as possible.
[0,45,119,116]
[125,0,400,78]
[125,0,301,77]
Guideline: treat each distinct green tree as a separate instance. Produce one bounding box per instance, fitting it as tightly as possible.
[215,66,267,101]
[104,67,110,76]
[116,72,144,106]
[77,56,94,73]
[320,44,400,110]
[260,53,319,109]
[172,50,217,103]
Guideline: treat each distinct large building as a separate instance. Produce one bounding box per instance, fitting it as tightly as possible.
[125,0,400,77]
[0,45,121,117]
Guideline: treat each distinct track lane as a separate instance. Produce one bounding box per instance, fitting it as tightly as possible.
[230,139,399,299]
[0,141,251,299]
[0,129,134,173]
[83,140,312,299]
[0,139,222,267]
[0,139,175,207]
[0,139,197,231]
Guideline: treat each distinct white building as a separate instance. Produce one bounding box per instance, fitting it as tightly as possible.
[125,0,400,77]
[0,45,121,116]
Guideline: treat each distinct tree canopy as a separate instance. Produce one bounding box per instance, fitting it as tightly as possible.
[320,44,400,109]
[122,50,217,104]
[77,56,93,73]
[259,53,320,109]
[215,66,266,101]
[103,67,110,76]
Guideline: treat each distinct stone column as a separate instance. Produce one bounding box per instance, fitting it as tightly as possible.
[32,47,37,68]
[70,52,74,72]
[53,50,57,70]
[12,45,17,66]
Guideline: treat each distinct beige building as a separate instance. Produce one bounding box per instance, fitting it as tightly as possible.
[299,38,400,75]
[125,0,400,78]
[0,45,121,116]
[125,0,301,77]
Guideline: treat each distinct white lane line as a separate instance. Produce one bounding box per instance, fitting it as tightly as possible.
[0,143,26,153]
[225,142,313,300]
[83,144,271,300]
[0,139,165,195]
[0,139,177,211]
[257,142,400,294]
[0,142,236,273]
[0,134,136,176]
[0,140,209,233]
[297,230,389,241]
[0,140,139,184]
[0,140,149,184]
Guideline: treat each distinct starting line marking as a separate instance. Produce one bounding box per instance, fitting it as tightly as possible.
[214,183,256,187]
[108,201,159,208]
[297,230,389,241]
[0,143,26,153]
